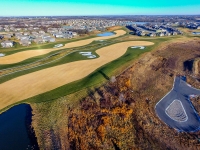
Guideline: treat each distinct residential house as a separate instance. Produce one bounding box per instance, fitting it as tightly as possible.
[172,32,178,36]
[0,35,4,40]
[197,26,200,29]
[0,26,3,31]
[17,35,30,40]
[4,28,10,32]
[42,35,55,42]
[158,32,164,37]
[1,41,14,48]
[164,32,171,36]
[68,31,78,36]
[63,34,72,39]
[136,31,145,36]
[20,39,31,46]
[39,30,45,34]
[34,37,44,44]
[148,33,156,37]
[44,37,55,42]
[54,33,64,38]
[15,33,23,39]
[24,32,30,36]
[4,34,12,39]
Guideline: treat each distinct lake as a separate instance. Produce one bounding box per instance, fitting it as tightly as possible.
[97,32,115,36]
[135,22,148,25]
[0,104,39,150]
[193,32,200,35]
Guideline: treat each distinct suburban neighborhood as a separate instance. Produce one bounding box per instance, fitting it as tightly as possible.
[0,16,200,48]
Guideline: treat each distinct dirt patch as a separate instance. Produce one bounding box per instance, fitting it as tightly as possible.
[106,26,122,31]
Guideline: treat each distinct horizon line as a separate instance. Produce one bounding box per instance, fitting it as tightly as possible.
[0,14,200,17]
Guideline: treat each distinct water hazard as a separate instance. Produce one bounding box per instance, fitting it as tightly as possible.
[0,104,39,150]
[97,32,115,36]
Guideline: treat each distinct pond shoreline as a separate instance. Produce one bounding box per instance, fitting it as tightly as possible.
[0,104,39,150]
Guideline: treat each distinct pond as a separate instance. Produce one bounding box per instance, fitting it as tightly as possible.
[193,32,200,35]
[0,104,39,150]
[97,32,115,36]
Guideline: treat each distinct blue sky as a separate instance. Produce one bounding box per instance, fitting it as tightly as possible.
[1,0,200,16]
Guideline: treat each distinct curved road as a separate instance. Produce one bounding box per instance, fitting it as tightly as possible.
[155,76,200,132]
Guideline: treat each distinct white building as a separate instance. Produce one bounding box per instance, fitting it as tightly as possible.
[1,41,14,48]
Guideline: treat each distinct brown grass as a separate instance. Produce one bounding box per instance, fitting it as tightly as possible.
[106,26,122,31]
[0,30,126,64]
[0,41,154,110]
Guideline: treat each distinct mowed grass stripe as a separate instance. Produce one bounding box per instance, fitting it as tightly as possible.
[0,41,154,110]
[0,30,126,64]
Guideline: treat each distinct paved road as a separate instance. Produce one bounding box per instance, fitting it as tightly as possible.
[155,76,200,132]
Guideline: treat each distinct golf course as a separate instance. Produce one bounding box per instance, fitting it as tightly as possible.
[0,27,178,112]
[0,40,153,110]
[0,30,126,64]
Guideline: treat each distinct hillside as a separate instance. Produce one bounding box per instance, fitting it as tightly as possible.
[31,37,200,150]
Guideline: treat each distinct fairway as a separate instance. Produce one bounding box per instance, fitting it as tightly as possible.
[0,30,126,64]
[0,41,154,110]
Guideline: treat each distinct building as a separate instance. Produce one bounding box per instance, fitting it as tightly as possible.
[4,34,12,39]
[0,35,4,39]
[1,41,14,48]
[19,39,31,46]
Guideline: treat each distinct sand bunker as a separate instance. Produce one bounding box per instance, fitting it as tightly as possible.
[0,41,154,110]
[131,46,145,49]
[79,52,96,58]
[54,44,63,48]
[0,30,126,64]
[0,53,5,57]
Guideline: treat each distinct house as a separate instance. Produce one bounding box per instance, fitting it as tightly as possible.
[54,33,64,38]
[0,35,4,40]
[4,34,12,39]
[24,32,30,36]
[158,32,164,37]
[172,32,178,36]
[19,39,31,46]
[42,35,55,42]
[15,33,23,39]
[63,34,73,39]
[33,37,44,44]
[0,26,3,31]
[164,32,171,36]
[197,26,200,30]
[17,35,29,40]
[39,30,45,34]
[148,33,156,37]
[44,37,56,42]
[1,41,14,48]
[68,31,77,36]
